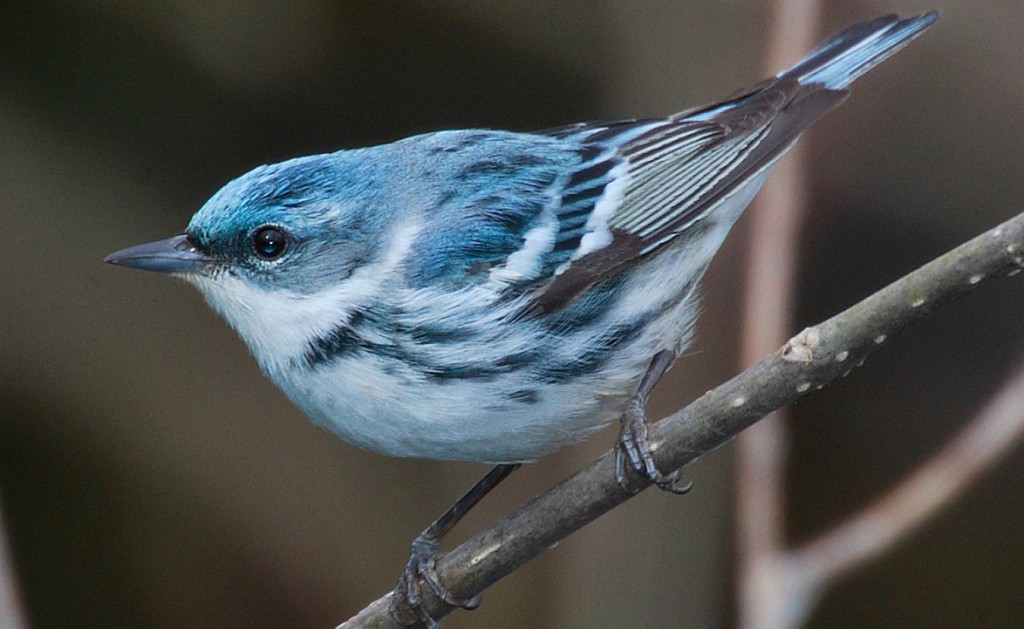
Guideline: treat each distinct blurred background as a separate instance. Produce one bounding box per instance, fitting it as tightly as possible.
[2,1,1023,627]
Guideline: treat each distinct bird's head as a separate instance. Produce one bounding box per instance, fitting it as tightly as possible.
[106,152,396,368]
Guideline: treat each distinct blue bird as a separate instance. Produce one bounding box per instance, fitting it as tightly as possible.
[106,12,937,626]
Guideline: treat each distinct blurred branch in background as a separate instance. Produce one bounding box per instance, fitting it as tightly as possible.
[790,362,1024,614]
[737,3,1024,629]
[0,504,26,629]
[736,0,820,625]
[341,206,1024,626]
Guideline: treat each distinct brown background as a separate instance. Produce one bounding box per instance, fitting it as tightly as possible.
[2,1,1023,627]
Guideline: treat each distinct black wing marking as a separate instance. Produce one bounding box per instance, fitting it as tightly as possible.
[529,79,847,314]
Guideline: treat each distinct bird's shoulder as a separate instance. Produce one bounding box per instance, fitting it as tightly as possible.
[390,119,716,298]
[394,129,585,289]
[394,126,669,291]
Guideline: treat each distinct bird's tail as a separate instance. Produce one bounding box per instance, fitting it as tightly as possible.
[779,11,938,90]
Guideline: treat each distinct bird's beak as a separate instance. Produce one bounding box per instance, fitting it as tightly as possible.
[104,234,214,274]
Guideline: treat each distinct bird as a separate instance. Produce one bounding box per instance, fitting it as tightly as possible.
[106,11,937,626]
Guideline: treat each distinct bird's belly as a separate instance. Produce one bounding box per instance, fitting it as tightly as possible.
[275,360,634,462]
[265,238,709,462]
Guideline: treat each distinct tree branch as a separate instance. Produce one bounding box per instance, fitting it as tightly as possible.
[340,210,1024,628]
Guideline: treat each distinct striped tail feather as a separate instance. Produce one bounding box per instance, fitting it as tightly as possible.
[780,11,938,89]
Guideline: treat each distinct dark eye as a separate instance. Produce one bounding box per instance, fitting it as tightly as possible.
[251,225,288,260]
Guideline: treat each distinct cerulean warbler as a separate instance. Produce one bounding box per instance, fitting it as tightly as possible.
[107,11,937,625]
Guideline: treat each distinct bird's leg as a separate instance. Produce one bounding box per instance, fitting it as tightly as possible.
[615,350,692,494]
[390,463,521,627]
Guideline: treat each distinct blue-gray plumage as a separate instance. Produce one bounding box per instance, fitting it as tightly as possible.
[106,13,937,465]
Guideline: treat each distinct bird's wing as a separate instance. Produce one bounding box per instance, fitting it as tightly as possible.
[521,11,936,313]
[524,79,845,313]
[404,81,840,302]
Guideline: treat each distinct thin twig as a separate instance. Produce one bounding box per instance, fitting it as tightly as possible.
[340,210,1024,627]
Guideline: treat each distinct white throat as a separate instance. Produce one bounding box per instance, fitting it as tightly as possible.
[184,221,421,374]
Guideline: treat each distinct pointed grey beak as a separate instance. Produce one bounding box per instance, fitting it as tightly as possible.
[104,234,214,274]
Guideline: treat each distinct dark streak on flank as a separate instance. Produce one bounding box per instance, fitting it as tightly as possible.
[505,389,540,404]
[536,316,650,384]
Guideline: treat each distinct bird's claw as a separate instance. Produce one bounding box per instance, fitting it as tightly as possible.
[615,401,692,495]
[391,535,480,628]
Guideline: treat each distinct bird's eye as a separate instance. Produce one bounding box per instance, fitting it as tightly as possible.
[251,225,288,260]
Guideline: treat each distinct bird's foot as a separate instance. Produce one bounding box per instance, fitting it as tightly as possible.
[615,400,692,495]
[390,533,481,628]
